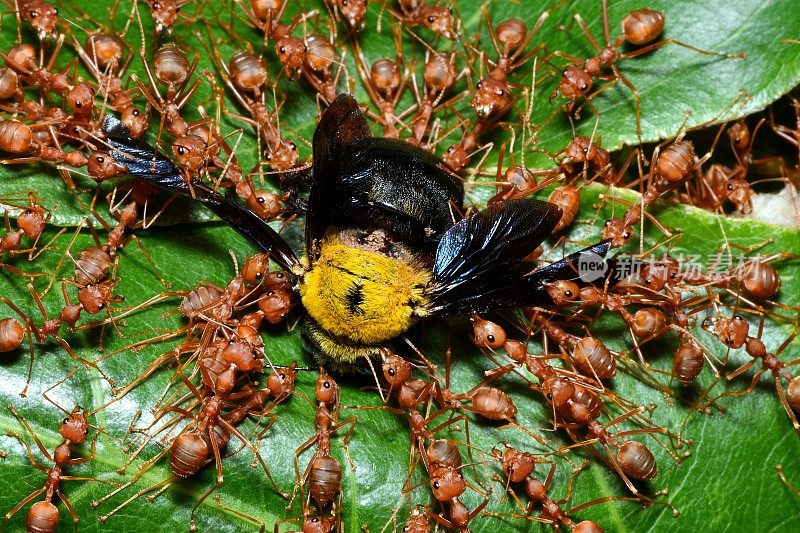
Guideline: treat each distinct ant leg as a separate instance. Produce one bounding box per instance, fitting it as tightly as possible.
[98,475,173,524]
[2,488,47,529]
[7,405,53,461]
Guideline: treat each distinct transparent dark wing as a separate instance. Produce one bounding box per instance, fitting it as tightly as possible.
[190,183,300,272]
[103,115,187,194]
[306,93,372,257]
[521,240,614,300]
[427,199,561,315]
[102,116,300,272]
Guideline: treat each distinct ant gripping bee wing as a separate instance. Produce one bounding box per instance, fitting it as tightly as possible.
[102,115,184,191]
[101,115,300,272]
[306,93,464,258]
[427,199,614,315]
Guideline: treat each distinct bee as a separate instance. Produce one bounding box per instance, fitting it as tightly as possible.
[103,94,612,372]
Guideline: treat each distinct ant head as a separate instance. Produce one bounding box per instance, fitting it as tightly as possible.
[66,84,95,115]
[315,368,338,404]
[544,280,580,306]
[267,362,297,399]
[275,37,305,79]
[420,5,456,40]
[120,107,148,139]
[338,0,367,33]
[242,253,271,284]
[380,349,411,386]
[502,445,535,483]
[429,465,465,501]
[24,3,59,39]
[60,406,88,443]
[471,315,506,349]
[171,135,206,171]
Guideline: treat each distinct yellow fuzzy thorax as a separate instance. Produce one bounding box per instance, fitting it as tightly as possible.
[298,233,431,345]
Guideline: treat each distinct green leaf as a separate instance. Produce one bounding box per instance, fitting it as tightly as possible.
[1,1,799,533]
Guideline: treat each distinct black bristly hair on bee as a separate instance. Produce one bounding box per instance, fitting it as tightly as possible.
[102,93,614,374]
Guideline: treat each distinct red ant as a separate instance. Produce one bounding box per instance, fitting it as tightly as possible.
[146,0,193,35]
[301,27,347,106]
[326,0,366,33]
[707,314,800,434]
[2,404,96,533]
[132,43,200,143]
[293,369,357,517]
[550,0,742,139]
[389,0,458,40]
[353,24,409,139]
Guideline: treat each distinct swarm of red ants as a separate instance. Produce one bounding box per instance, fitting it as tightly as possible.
[0,0,798,531]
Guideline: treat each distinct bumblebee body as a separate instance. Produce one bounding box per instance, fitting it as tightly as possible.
[106,94,613,373]
[300,228,431,357]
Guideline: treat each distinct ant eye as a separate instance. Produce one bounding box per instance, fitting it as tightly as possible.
[30,11,38,17]
[565,290,572,297]
[476,81,482,89]
[279,373,286,380]
[388,368,395,376]
[433,481,440,489]
[98,303,105,309]
[546,393,553,400]
[324,381,330,389]
[289,141,297,150]
[177,147,185,155]
[132,109,140,116]
[63,418,68,424]
[447,146,454,153]
[727,183,734,191]
[280,46,286,54]
[487,334,495,342]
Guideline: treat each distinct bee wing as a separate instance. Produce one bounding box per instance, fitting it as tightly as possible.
[306,93,373,258]
[103,115,186,192]
[427,199,562,315]
[103,116,300,272]
[191,184,301,272]
[521,239,615,296]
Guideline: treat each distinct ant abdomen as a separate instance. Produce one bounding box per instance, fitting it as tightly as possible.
[308,455,342,505]
[229,52,268,92]
[617,440,657,480]
[153,44,190,86]
[622,9,665,46]
[179,285,224,317]
[573,336,616,379]
[170,433,209,478]
[0,318,25,352]
[26,500,60,533]
[657,141,695,182]
[673,340,704,385]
